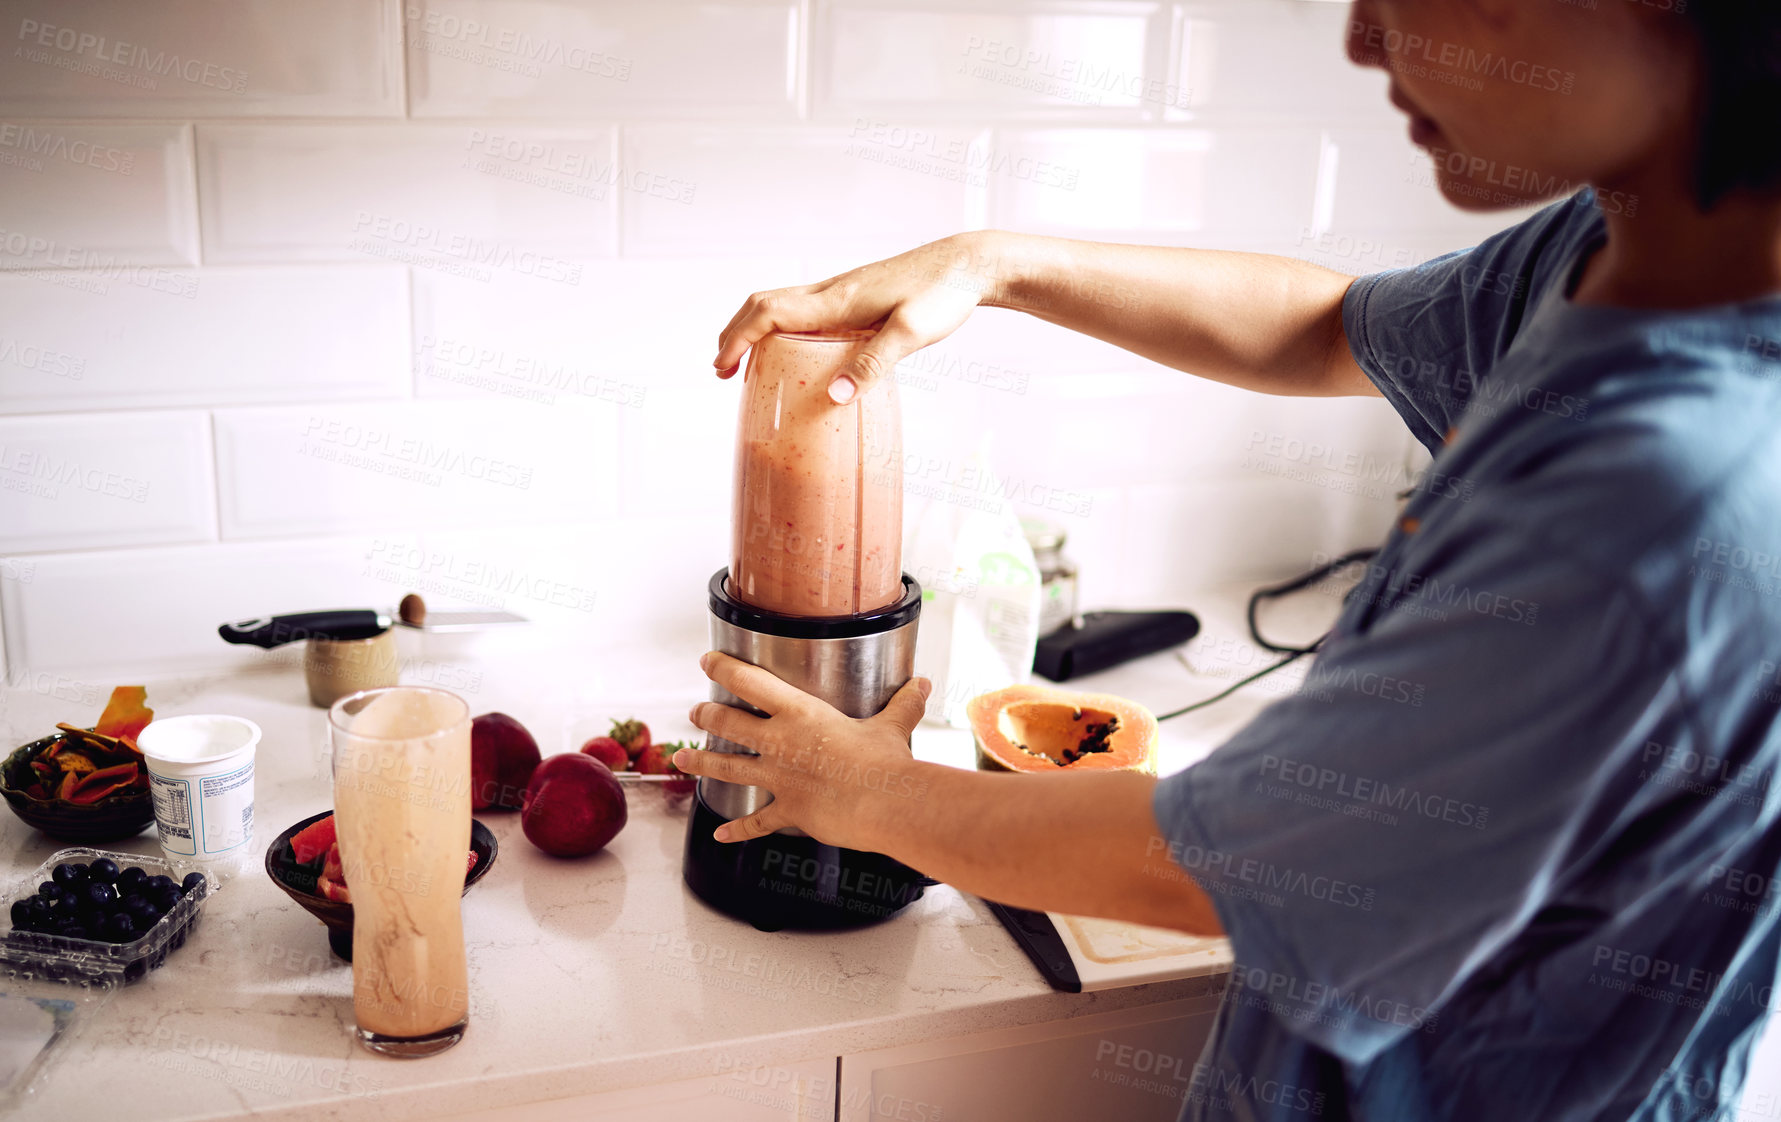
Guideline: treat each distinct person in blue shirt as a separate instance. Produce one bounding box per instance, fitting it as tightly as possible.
[674,2,1781,1118]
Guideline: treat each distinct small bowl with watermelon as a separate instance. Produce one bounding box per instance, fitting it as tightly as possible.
[265,810,497,961]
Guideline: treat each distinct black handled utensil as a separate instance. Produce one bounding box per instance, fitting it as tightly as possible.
[218,606,526,649]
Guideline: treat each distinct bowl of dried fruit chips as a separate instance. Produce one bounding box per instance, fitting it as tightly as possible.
[0,687,157,843]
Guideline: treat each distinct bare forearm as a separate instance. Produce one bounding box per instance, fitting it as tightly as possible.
[679,654,1219,934]
[865,763,1224,936]
[973,230,1373,398]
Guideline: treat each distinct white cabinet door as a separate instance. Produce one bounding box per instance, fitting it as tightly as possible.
[839,996,1222,1122]
[433,1056,836,1122]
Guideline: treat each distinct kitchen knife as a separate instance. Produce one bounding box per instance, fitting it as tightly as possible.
[217,606,526,649]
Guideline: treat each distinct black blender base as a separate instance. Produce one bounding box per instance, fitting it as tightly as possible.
[683,792,928,931]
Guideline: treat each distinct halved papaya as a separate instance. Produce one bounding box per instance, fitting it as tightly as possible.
[967,684,1158,774]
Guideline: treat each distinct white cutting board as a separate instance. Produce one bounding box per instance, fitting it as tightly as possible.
[1048,913,1231,991]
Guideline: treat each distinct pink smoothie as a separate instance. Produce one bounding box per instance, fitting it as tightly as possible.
[730,330,902,617]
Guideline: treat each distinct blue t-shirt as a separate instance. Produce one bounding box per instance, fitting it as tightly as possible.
[1154,190,1781,1122]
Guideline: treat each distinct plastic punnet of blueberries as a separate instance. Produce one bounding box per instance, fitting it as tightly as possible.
[8,857,205,946]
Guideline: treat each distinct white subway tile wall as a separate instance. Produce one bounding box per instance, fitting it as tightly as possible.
[989,125,1324,245]
[0,121,198,268]
[618,124,989,257]
[0,1,404,118]
[0,266,410,413]
[0,0,1523,676]
[195,123,620,263]
[0,410,214,553]
[406,0,802,119]
[1172,1,1384,120]
[817,4,1162,117]
[211,398,619,539]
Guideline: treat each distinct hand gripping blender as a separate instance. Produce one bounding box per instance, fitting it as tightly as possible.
[682,329,930,930]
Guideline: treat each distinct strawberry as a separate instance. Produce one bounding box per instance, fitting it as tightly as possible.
[579,735,630,772]
[610,718,651,761]
[637,740,695,795]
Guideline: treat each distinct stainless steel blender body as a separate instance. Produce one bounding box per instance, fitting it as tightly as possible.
[701,573,921,821]
[683,569,928,930]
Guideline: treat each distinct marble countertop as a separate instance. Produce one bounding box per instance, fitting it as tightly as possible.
[0,583,1325,1121]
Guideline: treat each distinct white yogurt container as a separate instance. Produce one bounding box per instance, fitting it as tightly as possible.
[137,715,260,872]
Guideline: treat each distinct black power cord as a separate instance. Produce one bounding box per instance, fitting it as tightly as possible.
[1153,646,1318,721]
[1246,547,1379,654]
[1155,548,1377,721]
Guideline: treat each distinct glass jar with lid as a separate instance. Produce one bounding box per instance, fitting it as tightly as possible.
[1021,518,1078,637]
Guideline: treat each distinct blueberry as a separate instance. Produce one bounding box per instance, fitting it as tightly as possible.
[10,900,32,927]
[150,885,180,913]
[180,872,206,898]
[101,913,136,943]
[82,882,116,911]
[37,882,62,901]
[13,910,46,934]
[145,875,175,895]
[51,863,80,887]
[88,858,119,883]
[50,895,77,917]
[124,898,158,927]
[116,867,147,894]
[70,863,89,882]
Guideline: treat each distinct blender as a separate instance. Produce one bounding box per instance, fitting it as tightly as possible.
[683,329,930,930]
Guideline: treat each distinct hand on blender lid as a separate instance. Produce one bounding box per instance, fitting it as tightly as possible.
[710,238,993,403]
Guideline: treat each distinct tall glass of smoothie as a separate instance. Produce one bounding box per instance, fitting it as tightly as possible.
[730,329,903,616]
[329,686,472,1057]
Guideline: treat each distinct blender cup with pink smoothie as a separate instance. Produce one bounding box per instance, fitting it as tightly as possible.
[684,329,930,930]
[729,329,904,616]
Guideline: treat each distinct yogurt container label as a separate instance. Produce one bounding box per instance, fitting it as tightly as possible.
[149,758,253,857]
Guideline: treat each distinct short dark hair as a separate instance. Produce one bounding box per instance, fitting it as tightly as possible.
[1686,1,1781,208]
